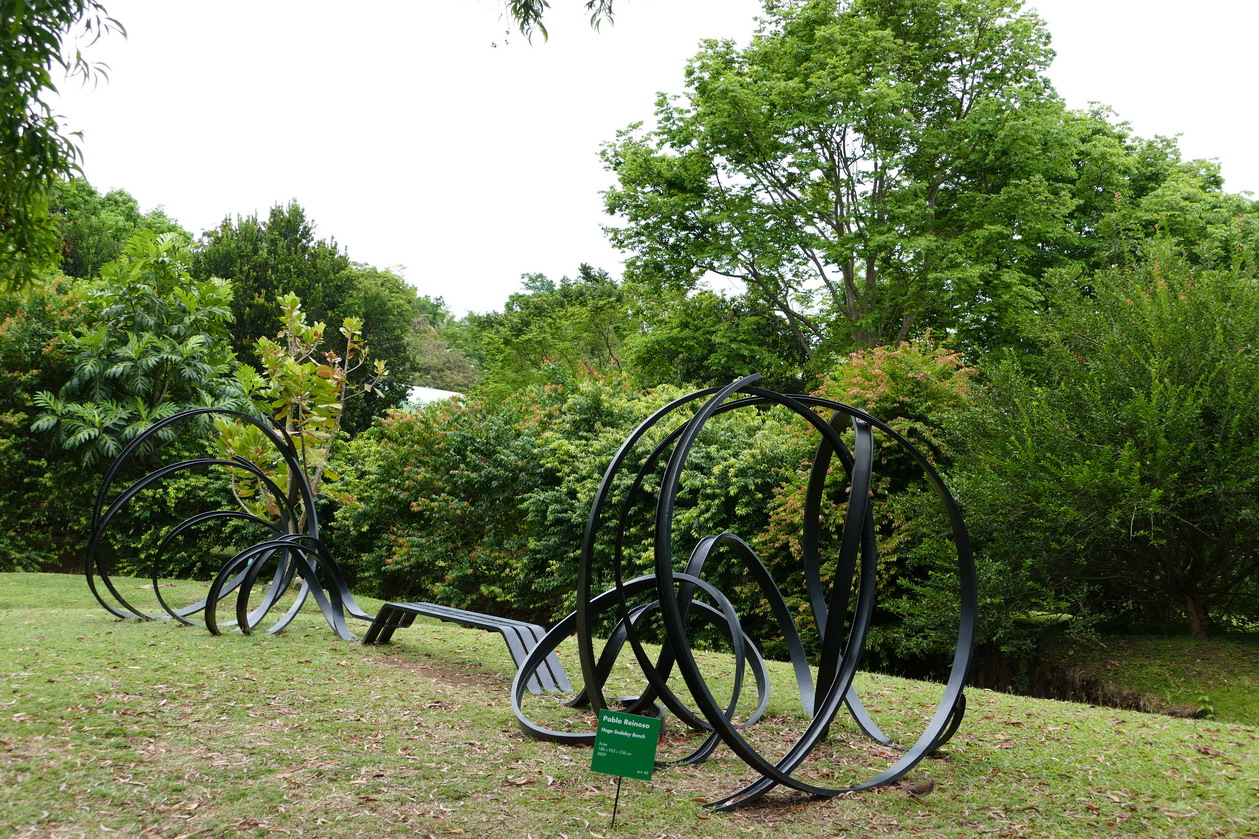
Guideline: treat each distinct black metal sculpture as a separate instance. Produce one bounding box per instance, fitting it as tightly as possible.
[510,375,977,810]
[86,378,975,812]
[85,408,373,639]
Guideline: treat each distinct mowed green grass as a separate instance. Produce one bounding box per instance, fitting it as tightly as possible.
[2,572,1256,838]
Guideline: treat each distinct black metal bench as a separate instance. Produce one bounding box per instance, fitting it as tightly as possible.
[361,601,572,695]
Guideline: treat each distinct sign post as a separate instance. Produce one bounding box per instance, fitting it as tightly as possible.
[590,709,662,828]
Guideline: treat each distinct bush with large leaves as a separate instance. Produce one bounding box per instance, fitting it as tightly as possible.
[32,231,248,466]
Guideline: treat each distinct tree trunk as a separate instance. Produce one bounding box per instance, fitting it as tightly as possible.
[1183,596,1210,639]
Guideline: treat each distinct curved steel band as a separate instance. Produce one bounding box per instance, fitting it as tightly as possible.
[85,408,371,639]
[512,376,977,810]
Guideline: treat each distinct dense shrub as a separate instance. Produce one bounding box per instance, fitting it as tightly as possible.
[327,373,806,626]
[754,338,978,663]
[953,248,1259,640]
[32,232,245,468]
[327,388,549,617]
[327,361,980,659]
[0,278,94,570]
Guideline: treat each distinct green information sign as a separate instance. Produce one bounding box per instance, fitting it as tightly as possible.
[590,709,661,781]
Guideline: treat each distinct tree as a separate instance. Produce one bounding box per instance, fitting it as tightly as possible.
[216,292,385,530]
[623,285,810,392]
[466,265,631,398]
[340,264,433,428]
[194,202,354,367]
[1092,155,1259,275]
[1,0,122,291]
[409,323,478,393]
[50,177,188,278]
[194,203,436,429]
[954,245,1259,639]
[600,0,1198,359]
[503,0,615,39]
[387,289,478,393]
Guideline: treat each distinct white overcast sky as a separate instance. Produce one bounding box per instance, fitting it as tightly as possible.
[51,0,1258,316]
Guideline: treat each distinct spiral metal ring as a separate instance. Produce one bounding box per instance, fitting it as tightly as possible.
[512,375,977,810]
[85,408,372,639]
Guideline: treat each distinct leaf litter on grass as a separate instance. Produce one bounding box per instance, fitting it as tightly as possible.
[2,572,1257,837]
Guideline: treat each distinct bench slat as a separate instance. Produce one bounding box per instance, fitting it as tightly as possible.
[362,601,572,695]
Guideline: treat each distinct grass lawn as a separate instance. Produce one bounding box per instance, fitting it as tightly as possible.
[1057,635,1259,727]
[2,572,1257,838]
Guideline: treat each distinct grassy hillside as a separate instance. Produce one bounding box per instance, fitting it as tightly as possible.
[2,573,1256,838]
[1057,635,1259,727]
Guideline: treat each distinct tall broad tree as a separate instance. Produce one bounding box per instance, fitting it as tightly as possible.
[194,203,355,367]
[601,0,1190,358]
[1,0,122,291]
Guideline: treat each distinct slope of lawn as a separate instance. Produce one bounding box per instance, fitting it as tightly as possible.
[1055,635,1259,727]
[2,572,1256,838]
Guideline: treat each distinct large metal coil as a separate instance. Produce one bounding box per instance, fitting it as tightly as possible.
[85,408,372,639]
[511,375,977,810]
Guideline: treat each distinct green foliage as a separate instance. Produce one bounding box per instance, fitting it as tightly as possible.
[755,337,978,661]
[462,266,812,400]
[600,0,1234,362]
[504,0,615,40]
[464,265,631,401]
[194,203,437,430]
[603,0,1066,354]
[623,286,811,392]
[341,265,474,427]
[405,292,480,392]
[31,231,246,467]
[330,352,978,656]
[328,374,805,626]
[0,0,122,291]
[0,277,94,570]
[49,177,188,279]
[194,202,355,367]
[1095,160,1259,274]
[955,246,1259,641]
[327,388,548,614]
[814,337,975,479]
[215,292,385,529]
[408,322,478,393]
